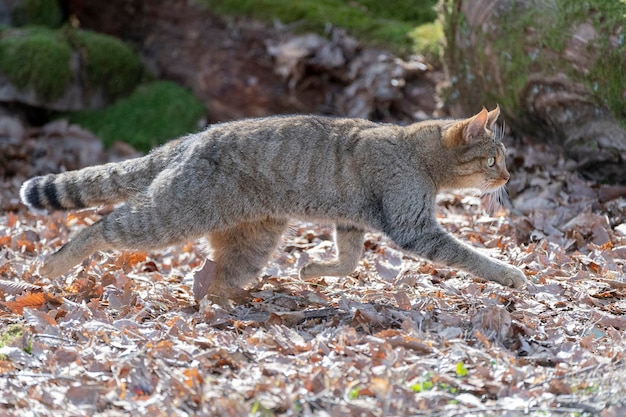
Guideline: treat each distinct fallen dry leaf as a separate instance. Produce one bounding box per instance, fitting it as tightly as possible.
[1,73,625,417]
[1,292,46,314]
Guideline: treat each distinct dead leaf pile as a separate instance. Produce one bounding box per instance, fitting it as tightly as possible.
[0,128,625,416]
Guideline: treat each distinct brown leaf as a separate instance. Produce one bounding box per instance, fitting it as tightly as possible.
[1,292,46,314]
[352,307,388,331]
[304,368,326,394]
[183,368,204,389]
[597,184,626,202]
[474,330,491,349]
[548,379,572,395]
[612,246,626,258]
[66,210,98,226]
[43,292,64,306]
[68,277,103,300]
[266,311,306,327]
[595,277,626,289]
[115,251,147,272]
[471,305,512,341]
[6,212,18,228]
[393,291,412,310]
[592,310,626,329]
[387,335,433,354]
[0,360,15,373]
[16,239,35,253]
[192,259,217,302]
[591,290,617,299]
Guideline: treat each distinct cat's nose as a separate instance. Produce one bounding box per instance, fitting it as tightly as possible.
[502,173,510,183]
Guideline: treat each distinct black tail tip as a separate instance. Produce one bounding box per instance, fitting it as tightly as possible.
[20,176,45,210]
[20,175,67,211]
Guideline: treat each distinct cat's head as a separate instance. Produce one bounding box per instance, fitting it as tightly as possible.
[441,106,511,194]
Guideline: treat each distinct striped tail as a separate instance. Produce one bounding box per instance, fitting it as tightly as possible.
[20,150,168,211]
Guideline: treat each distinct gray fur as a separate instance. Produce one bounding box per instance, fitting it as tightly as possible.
[20,109,526,303]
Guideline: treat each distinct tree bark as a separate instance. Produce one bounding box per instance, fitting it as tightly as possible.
[440,0,626,183]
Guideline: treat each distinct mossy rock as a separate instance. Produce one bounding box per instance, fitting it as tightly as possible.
[10,0,63,28]
[66,28,143,99]
[0,26,72,101]
[409,21,443,63]
[68,81,207,151]
[0,26,143,109]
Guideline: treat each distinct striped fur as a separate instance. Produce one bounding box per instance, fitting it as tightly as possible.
[20,107,526,303]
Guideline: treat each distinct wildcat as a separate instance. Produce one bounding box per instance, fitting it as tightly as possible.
[20,106,526,303]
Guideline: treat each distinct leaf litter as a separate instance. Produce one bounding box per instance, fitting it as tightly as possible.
[0,123,625,416]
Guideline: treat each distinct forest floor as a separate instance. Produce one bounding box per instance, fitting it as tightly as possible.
[1,117,626,417]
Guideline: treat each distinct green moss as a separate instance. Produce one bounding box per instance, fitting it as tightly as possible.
[584,1,626,125]
[515,1,626,125]
[0,324,24,355]
[409,21,443,63]
[199,0,437,53]
[355,0,437,23]
[489,4,536,114]
[68,81,206,151]
[506,1,626,125]
[441,0,626,127]
[0,27,72,100]
[66,29,143,98]
[0,25,142,102]
[11,0,63,28]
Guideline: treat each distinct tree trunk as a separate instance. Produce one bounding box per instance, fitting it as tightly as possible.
[440,0,626,183]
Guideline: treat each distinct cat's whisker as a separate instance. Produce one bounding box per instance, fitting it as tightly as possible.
[480,182,510,215]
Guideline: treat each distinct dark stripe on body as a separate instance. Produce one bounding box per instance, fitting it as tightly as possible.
[64,182,85,209]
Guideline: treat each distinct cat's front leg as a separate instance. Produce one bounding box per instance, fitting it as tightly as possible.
[389,223,526,289]
[300,224,365,279]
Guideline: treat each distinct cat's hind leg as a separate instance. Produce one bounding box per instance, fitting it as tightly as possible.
[300,224,365,279]
[40,220,112,277]
[206,217,288,304]
[40,201,200,277]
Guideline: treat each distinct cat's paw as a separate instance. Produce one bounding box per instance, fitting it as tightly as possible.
[299,263,324,280]
[203,283,250,307]
[39,254,70,278]
[499,266,526,289]
[300,261,356,280]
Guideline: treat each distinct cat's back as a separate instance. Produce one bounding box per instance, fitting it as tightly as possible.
[198,114,379,148]
[184,115,382,175]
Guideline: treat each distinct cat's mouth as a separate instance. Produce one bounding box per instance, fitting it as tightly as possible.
[484,179,507,192]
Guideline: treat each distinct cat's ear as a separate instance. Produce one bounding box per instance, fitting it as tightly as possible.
[487,104,500,130]
[463,107,489,143]
[442,107,492,147]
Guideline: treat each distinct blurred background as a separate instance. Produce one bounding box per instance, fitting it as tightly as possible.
[0,0,624,208]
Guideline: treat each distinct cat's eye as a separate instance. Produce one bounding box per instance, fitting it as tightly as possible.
[487,157,495,167]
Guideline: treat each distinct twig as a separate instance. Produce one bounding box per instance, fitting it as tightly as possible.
[32,333,75,346]
[594,277,626,289]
